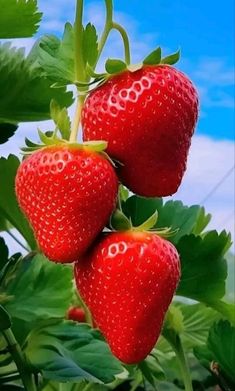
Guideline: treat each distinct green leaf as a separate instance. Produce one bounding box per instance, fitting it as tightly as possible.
[50,100,71,140]
[24,321,123,383]
[105,59,127,74]
[176,303,219,349]
[83,23,98,67]
[177,231,231,303]
[0,305,12,330]
[161,49,181,65]
[4,254,73,322]
[38,23,75,84]
[143,47,162,65]
[0,155,36,249]
[209,300,235,326]
[0,123,18,144]
[195,320,235,387]
[0,0,42,38]
[0,43,73,123]
[0,237,9,271]
[42,381,108,391]
[208,321,235,383]
[122,196,211,244]
[110,209,132,231]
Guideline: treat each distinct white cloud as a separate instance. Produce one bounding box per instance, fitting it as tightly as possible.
[173,135,234,244]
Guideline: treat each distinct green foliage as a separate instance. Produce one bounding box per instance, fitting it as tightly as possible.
[0,305,11,331]
[195,320,235,388]
[24,321,123,383]
[105,59,127,74]
[50,100,71,140]
[4,254,73,322]
[0,123,18,144]
[177,231,231,303]
[0,0,42,38]
[0,155,36,249]
[0,43,73,123]
[82,23,99,67]
[143,47,162,65]
[161,49,181,65]
[41,381,108,391]
[38,23,75,84]
[122,195,211,244]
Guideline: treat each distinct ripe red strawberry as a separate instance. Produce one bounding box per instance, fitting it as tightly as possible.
[15,145,118,263]
[74,231,180,364]
[82,65,199,197]
[67,306,86,323]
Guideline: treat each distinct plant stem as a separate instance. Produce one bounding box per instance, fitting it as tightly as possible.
[74,0,85,81]
[6,230,29,252]
[97,0,113,61]
[2,328,37,391]
[112,22,131,65]
[70,95,86,142]
[163,329,193,391]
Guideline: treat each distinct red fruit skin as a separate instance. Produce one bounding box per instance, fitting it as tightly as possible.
[15,146,118,263]
[75,231,180,364]
[82,65,199,197]
[67,307,86,323]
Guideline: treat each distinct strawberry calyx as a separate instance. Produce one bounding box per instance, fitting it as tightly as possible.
[110,208,177,238]
[21,129,109,156]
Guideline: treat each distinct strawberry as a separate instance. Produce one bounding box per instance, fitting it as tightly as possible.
[15,145,118,263]
[82,65,199,197]
[74,231,180,364]
[67,306,86,323]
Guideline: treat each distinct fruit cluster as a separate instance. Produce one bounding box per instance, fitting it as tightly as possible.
[15,63,198,364]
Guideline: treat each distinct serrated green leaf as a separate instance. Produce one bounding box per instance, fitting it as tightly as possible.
[0,0,42,39]
[105,59,127,74]
[122,196,211,244]
[195,320,235,388]
[0,305,11,330]
[0,123,18,144]
[0,42,73,123]
[0,155,36,249]
[143,47,162,65]
[110,209,132,231]
[176,303,219,349]
[177,231,231,303]
[0,237,9,271]
[83,23,98,67]
[4,254,73,322]
[38,23,75,84]
[24,321,123,383]
[161,49,181,65]
[50,100,71,140]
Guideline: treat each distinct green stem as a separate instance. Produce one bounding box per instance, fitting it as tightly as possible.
[112,22,131,65]
[70,94,86,142]
[97,0,113,61]
[2,329,37,391]
[163,330,193,391]
[74,0,85,81]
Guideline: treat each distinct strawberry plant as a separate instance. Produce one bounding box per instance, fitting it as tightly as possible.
[0,1,234,391]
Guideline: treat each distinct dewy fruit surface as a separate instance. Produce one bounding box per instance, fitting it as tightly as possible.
[82,65,199,197]
[75,231,181,364]
[15,146,118,263]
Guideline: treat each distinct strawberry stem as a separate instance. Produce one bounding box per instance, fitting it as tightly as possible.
[163,329,193,391]
[2,328,37,391]
[70,95,86,142]
[112,22,131,65]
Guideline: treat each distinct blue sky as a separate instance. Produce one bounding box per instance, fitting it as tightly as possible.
[1,0,234,251]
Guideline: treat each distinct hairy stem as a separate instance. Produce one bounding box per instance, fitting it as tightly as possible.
[2,328,37,391]
[74,0,85,81]
[97,0,113,60]
[112,22,131,65]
